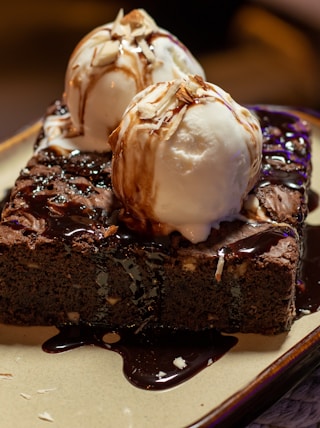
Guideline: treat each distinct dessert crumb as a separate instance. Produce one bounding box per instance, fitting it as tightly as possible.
[0,373,13,380]
[20,392,32,400]
[38,411,54,422]
[37,388,57,394]
[300,309,311,315]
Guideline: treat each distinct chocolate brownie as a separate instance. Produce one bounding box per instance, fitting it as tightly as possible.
[0,102,311,334]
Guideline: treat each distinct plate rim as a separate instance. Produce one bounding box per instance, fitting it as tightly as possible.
[189,325,320,427]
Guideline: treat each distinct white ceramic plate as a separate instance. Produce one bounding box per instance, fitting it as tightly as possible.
[0,110,320,428]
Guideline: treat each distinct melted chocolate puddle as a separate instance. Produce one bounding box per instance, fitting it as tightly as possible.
[42,326,237,390]
[41,220,320,391]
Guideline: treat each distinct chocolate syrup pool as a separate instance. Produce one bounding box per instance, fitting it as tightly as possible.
[42,326,237,390]
[41,222,320,391]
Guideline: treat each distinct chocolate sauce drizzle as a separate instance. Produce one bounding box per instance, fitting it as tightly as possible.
[42,326,237,390]
[7,106,311,241]
[254,107,311,190]
[296,224,320,315]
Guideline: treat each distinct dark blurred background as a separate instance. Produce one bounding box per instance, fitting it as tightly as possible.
[0,0,319,140]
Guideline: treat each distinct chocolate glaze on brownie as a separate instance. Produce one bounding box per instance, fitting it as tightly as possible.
[0,102,312,335]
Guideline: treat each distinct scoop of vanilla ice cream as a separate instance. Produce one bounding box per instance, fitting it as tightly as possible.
[64,9,205,152]
[109,75,263,244]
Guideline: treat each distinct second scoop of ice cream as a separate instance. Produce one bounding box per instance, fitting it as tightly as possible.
[109,75,263,243]
[64,9,205,151]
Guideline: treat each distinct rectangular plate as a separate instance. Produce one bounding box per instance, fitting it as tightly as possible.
[0,111,320,428]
